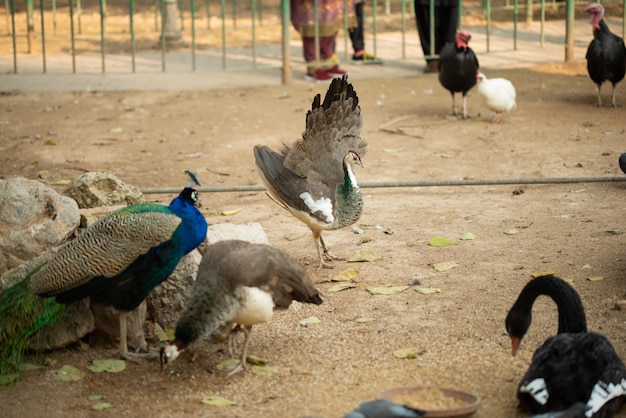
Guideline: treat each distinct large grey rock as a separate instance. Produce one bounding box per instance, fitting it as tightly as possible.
[0,177,80,275]
[64,172,144,209]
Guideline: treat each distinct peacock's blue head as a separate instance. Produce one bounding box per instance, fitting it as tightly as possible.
[179,170,202,207]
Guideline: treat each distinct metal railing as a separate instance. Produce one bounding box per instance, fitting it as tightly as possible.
[1,0,625,82]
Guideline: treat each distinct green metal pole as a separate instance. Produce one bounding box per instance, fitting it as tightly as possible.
[4,0,9,36]
[372,0,378,58]
[564,0,574,61]
[129,0,136,72]
[485,0,490,52]
[99,0,106,73]
[343,0,348,62]
[221,0,226,68]
[314,0,319,65]
[251,0,256,68]
[401,0,406,59]
[161,0,166,71]
[280,0,291,84]
[26,0,33,53]
[9,0,16,73]
[70,0,76,73]
[458,0,462,29]
[39,0,46,73]
[191,0,196,70]
[52,0,56,35]
[513,0,518,50]
[77,0,82,34]
[231,0,236,28]
[539,0,546,48]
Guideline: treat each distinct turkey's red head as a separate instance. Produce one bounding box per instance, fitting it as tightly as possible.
[455,30,472,50]
[584,3,604,30]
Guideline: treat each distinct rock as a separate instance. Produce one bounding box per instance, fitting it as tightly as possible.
[207,222,269,244]
[63,172,144,209]
[91,301,147,352]
[0,177,80,275]
[32,299,95,350]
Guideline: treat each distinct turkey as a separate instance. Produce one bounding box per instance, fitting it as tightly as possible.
[254,75,367,269]
[438,29,480,119]
[619,153,626,174]
[0,171,208,380]
[584,3,626,107]
[160,240,323,375]
[506,275,626,417]
[476,72,517,123]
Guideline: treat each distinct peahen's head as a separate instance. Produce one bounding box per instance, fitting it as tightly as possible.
[455,30,472,50]
[160,342,181,370]
[344,150,364,169]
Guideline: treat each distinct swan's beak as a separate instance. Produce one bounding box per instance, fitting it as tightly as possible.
[511,337,521,357]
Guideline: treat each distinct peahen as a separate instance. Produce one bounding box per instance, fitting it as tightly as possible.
[505,275,626,417]
[253,75,367,269]
[0,170,207,379]
[438,30,480,119]
[160,239,323,375]
[584,3,626,108]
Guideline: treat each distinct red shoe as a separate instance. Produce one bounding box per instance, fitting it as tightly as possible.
[305,68,333,82]
[326,65,347,76]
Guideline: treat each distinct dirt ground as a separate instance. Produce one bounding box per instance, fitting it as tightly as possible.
[1,62,626,418]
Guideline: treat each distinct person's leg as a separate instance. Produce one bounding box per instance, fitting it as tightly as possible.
[322,35,347,75]
[436,5,458,54]
[349,1,365,56]
[414,2,432,59]
[303,36,333,80]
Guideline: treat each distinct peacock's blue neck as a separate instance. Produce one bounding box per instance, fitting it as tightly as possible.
[168,189,208,254]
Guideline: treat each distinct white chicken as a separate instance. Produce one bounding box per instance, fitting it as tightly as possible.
[476,72,517,123]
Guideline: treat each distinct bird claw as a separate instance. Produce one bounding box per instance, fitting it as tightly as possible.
[227,360,249,377]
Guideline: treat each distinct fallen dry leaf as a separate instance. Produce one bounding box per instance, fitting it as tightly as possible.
[433,261,458,272]
[299,316,320,327]
[331,268,359,282]
[504,229,519,235]
[587,276,605,282]
[429,237,458,247]
[531,270,557,278]
[348,250,377,262]
[328,283,356,293]
[200,396,237,406]
[393,348,423,359]
[57,365,84,381]
[415,287,441,294]
[367,285,409,295]
[460,232,476,240]
[220,208,242,216]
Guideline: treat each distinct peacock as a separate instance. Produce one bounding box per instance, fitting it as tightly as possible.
[0,170,208,381]
[253,75,367,269]
[160,239,323,375]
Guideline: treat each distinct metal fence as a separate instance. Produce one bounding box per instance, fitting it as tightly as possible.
[1,0,625,83]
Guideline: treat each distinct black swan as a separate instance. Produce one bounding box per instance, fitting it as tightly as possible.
[505,275,626,417]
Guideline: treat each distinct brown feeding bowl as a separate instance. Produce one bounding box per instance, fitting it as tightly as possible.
[377,386,481,418]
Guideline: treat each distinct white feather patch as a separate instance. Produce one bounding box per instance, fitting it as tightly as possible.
[299,192,334,223]
[585,378,626,417]
[520,378,550,405]
[234,287,275,326]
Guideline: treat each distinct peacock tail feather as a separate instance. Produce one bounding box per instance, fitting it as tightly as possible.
[0,265,66,385]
